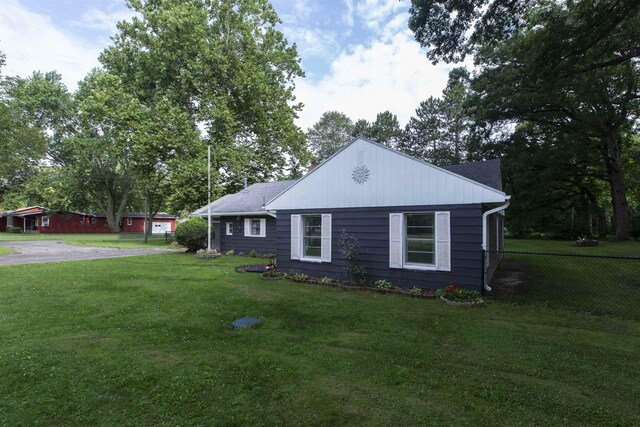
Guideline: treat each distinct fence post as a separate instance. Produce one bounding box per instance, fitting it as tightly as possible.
[480,249,486,297]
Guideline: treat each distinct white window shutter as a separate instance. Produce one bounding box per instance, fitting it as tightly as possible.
[389,213,403,268]
[290,215,301,260]
[321,214,332,262]
[260,218,266,237]
[244,219,250,237]
[435,211,451,271]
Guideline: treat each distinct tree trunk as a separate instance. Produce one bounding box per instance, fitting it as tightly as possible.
[602,130,630,240]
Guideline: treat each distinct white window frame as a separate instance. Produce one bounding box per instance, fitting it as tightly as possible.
[126,217,132,226]
[90,217,96,225]
[42,216,50,227]
[226,222,233,236]
[7,216,13,227]
[404,212,437,271]
[300,214,322,262]
[244,218,266,238]
[390,211,450,272]
[291,214,331,263]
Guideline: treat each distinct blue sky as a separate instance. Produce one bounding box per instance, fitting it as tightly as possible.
[0,0,457,129]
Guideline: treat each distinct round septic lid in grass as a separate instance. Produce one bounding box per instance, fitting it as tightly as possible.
[231,317,261,328]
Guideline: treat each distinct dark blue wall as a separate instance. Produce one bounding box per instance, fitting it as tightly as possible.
[276,204,484,291]
[219,215,277,256]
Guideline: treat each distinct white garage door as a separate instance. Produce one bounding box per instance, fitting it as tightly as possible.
[152,222,172,234]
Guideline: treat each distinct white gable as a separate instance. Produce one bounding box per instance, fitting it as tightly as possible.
[265,138,508,210]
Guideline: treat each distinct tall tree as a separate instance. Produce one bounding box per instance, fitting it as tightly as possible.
[369,111,403,148]
[409,0,640,239]
[470,4,640,239]
[0,58,49,202]
[399,97,443,160]
[100,0,310,204]
[307,111,354,161]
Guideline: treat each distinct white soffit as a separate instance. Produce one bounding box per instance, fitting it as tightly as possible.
[265,137,508,210]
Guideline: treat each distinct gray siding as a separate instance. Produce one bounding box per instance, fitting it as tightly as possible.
[220,215,277,255]
[276,204,484,291]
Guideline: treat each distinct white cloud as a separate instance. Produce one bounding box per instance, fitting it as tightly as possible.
[0,0,103,91]
[294,29,452,130]
[282,26,339,60]
[76,7,136,31]
[355,0,407,30]
[343,0,355,27]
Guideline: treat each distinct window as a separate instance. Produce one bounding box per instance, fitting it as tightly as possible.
[290,214,331,262]
[405,213,435,266]
[90,217,96,225]
[7,216,13,227]
[244,218,266,237]
[389,211,450,272]
[127,217,132,226]
[42,216,50,227]
[302,215,322,258]
[226,222,233,235]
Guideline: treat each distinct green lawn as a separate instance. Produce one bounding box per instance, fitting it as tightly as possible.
[497,239,640,319]
[1,254,639,425]
[0,232,173,249]
[505,238,640,257]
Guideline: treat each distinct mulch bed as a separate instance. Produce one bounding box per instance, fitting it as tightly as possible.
[235,265,269,273]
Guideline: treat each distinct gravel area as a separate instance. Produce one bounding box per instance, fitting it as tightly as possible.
[0,241,176,266]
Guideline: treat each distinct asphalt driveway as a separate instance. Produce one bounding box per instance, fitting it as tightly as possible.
[0,241,175,266]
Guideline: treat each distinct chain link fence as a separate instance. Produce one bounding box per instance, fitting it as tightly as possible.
[487,251,640,320]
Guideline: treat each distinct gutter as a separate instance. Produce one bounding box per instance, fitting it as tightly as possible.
[482,196,511,292]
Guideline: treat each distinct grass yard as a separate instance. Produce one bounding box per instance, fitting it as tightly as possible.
[1,254,639,425]
[0,232,173,249]
[505,238,640,257]
[0,246,15,256]
[498,239,640,319]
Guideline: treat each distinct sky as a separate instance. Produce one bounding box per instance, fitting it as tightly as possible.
[0,0,457,130]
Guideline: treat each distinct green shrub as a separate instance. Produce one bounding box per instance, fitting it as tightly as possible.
[250,250,257,258]
[374,279,392,290]
[175,218,210,252]
[6,226,22,233]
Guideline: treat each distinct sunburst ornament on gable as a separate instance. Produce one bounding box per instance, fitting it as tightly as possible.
[351,165,370,184]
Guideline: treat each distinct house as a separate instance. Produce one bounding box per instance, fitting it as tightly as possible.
[190,180,296,255]
[0,206,176,234]
[192,137,509,292]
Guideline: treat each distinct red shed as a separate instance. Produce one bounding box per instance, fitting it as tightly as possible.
[0,206,176,234]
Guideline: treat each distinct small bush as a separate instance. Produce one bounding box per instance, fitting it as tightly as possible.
[225,249,235,255]
[437,285,482,302]
[410,287,422,296]
[291,273,308,282]
[6,226,22,233]
[175,217,210,252]
[320,276,336,284]
[250,250,257,258]
[374,279,392,290]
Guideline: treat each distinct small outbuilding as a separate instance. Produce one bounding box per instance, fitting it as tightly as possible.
[0,206,176,234]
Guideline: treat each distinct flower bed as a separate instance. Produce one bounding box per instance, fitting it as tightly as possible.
[437,285,484,306]
[286,274,436,299]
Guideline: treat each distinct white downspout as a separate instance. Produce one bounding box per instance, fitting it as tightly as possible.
[482,196,511,291]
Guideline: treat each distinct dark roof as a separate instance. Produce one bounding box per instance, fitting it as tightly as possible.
[440,158,502,190]
[191,180,296,216]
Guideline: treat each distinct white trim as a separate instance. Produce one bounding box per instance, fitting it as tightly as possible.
[290,215,301,260]
[226,222,233,236]
[41,216,50,227]
[126,217,132,226]
[244,218,265,238]
[320,214,332,262]
[389,211,450,271]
